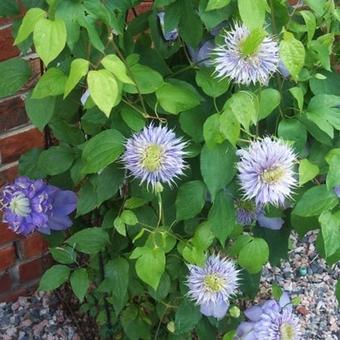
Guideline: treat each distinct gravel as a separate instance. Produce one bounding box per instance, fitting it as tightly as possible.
[0,230,339,339]
[0,292,80,340]
[259,231,339,340]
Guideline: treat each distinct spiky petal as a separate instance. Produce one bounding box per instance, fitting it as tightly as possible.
[211,23,279,85]
[1,176,77,235]
[186,255,239,319]
[122,124,187,189]
[236,292,301,339]
[237,137,297,207]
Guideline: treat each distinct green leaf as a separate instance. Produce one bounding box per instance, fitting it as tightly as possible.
[19,148,46,179]
[272,283,283,299]
[66,228,109,254]
[203,114,226,146]
[120,105,145,131]
[114,216,126,236]
[238,238,269,273]
[32,68,67,99]
[239,27,266,56]
[124,63,164,94]
[289,87,304,111]
[200,142,237,200]
[208,191,235,245]
[38,146,74,176]
[220,110,241,146]
[192,222,214,251]
[64,59,89,98]
[77,181,97,216]
[298,159,319,186]
[336,280,340,304]
[179,2,203,48]
[124,197,147,209]
[223,331,237,340]
[258,88,281,120]
[195,68,229,98]
[105,258,129,315]
[224,91,258,131]
[50,247,75,265]
[278,119,307,154]
[0,0,20,16]
[326,151,340,191]
[156,79,201,114]
[206,0,231,11]
[304,0,326,16]
[82,129,124,174]
[121,210,138,226]
[176,180,206,221]
[33,18,67,66]
[133,247,166,290]
[25,95,56,131]
[0,58,31,98]
[14,8,46,45]
[101,54,134,84]
[279,31,305,80]
[70,268,89,303]
[93,163,124,206]
[238,0,267,30]
[300,10,316,43]
[39,265,70,291]
[319,211,340,258]
[175,300,202,335]
[87,70,120,116]
[292,185,338,217]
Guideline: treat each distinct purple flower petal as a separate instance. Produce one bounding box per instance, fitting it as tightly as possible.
[257,212,284,230]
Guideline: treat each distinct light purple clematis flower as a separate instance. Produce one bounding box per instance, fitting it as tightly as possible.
[0,176,77,235]
[236,292,301,340]
[237,137,297,207]
[157,12,178,41]
[211,23,279,85]
[334,185,340,198]
[186,255,239,319]
[122,124,187,189]
[188,40,215,67]
[235,200,285,230]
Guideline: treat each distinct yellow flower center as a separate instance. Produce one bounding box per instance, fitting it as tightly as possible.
[141,144,163,172]
[204,274,224,293]
[10,194,31,217]
[261,166,285,184]
[280,323,295,340]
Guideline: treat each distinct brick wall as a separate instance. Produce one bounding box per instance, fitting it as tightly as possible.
[0,1,153,302]
[0,14,48,302]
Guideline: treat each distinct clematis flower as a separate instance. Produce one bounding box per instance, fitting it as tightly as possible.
[237,137,297,207]
[211,23,279,85]
[186,254,239,319]
[236,292,301,339]
[1,176,77,235]
[157,12,178,41]
[188,40,215,67]
[122,124,187,189]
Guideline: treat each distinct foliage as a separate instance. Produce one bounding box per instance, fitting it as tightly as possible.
[1,0,339,338]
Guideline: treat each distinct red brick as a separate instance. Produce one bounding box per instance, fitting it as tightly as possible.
[127,2,153,22]
[0,163,18,187]
[0,272,12,294]
[0,223,21,245]
[0,245,16,271]
[0,95,28,133]
[18,233,48,259]
[0,26,19,62]
[0,284,38,303]
[19,254,52,283]
[0,126,44,164]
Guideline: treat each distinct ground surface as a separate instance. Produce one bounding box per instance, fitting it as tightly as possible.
[0,231,339,339]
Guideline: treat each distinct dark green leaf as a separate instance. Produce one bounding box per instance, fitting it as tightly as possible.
[70,268,89,302]
[39,265,70,291]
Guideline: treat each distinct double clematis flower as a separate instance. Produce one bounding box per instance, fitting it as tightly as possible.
[1,176,77,235]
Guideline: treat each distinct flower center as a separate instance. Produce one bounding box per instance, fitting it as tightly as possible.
[261,166,285,184]
[204,274,224,293]
[280,323,295,340]
[142,144,163,172]
[9,194,31,217]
